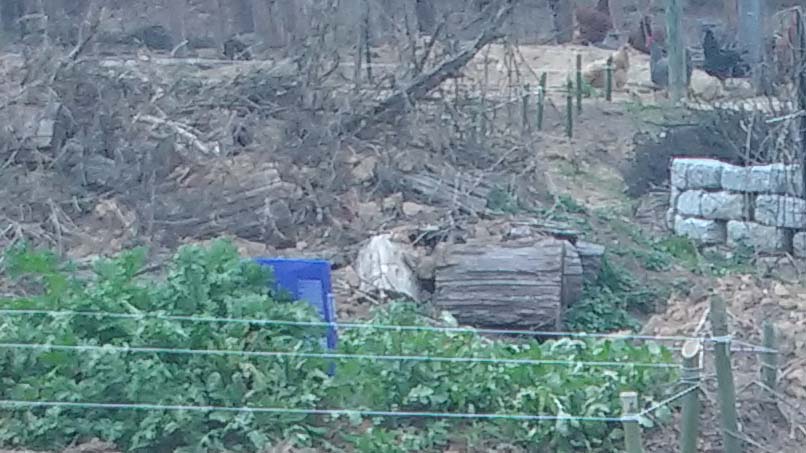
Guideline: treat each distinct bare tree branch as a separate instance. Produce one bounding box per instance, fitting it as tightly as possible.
[339,0,514,136]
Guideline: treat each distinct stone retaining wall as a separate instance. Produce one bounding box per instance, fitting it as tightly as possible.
[669,158,806,256]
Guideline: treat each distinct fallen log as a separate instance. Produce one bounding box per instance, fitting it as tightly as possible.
[398,166,494,216]
[434,238,584,332]
[144,159,302,246]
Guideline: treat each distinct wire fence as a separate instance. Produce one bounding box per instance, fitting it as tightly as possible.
[0,305,780,451]
[0,308,776,353]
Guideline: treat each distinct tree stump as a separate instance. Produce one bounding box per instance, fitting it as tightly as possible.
[434,238,584,332]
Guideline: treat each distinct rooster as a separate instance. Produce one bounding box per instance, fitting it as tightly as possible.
[702,29,749,86]
[628,15,666,54]
[575,0,613,45]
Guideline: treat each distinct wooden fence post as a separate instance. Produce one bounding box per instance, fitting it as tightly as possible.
[566,78,573,138]
[762,321,777,391]
[620,391,644,453]
[576,53,583,114]
[711,296,742,453]
[665,0,685,102]
[537,73,546,130]
[737,0,764,93]
[680,340,702,453]
[363,0,373,83]
[522,83,531,135]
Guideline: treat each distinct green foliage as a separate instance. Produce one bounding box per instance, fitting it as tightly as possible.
[579,79,597,98]
[565,257,657,333]
[557,195,586,214]
[1,241,678,452]
[486,186,521,214]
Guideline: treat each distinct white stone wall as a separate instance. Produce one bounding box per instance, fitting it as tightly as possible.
[669,158,806,255]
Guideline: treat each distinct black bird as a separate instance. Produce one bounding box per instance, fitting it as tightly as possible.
[702,29,749,84]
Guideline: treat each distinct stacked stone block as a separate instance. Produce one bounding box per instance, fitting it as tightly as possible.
[669,158,806,255]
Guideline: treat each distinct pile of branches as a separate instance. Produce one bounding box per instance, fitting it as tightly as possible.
[625,102,802,198]
[2,0,527,254]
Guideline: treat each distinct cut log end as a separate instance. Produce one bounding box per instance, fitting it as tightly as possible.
[434,238,589,332]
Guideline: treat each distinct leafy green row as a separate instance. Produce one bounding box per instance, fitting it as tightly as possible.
[0,240,677,452]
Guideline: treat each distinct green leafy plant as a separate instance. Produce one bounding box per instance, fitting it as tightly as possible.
[565,256,658,333]
[1,241,678,452]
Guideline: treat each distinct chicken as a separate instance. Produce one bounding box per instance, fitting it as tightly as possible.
[649,39,693,89]
[649,40,668,88]
[575,0,613,45]
[628,15,666,54]
[702,29,749,83]
[582,44,630,89]
[611,43,629,71]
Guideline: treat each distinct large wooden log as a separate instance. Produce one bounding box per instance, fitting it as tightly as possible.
[434,238,583,332]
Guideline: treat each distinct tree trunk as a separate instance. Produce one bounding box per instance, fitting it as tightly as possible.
[234,0,254,34]
[415,0,436,35]
[434,238,584,332]
[1,0,24,33]
[254,0,282,47]
[724,0,738,33]
[277,0,299,46]
[548,0,575,44]
[165,0,187,43]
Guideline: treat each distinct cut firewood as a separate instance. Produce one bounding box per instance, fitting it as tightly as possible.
[434,238,584,332]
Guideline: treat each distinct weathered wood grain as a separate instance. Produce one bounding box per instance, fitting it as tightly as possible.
[434,238,584,331]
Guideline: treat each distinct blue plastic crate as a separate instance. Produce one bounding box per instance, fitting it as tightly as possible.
[253,258,337,351]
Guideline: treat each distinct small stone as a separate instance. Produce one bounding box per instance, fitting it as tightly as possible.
[357,201,382,224]
[700,191,745,220]
[779,298,799,309]
[508,225,533,239]
[341,265,360,287]
[383,193,403,211]
[756,195,806,229]
[402,201,432,216]
[773,282,791,297]
[676,190,703,217]
[671,158,724,190]
[34,119,55,149]
[794,232,806,258]
[474,223,491,239]
[720,164,750,192]
[674,215,727,244]
[747,164,803,196]
[352,157,378,183]
[688,69,724,101]
[726,221,790,253]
